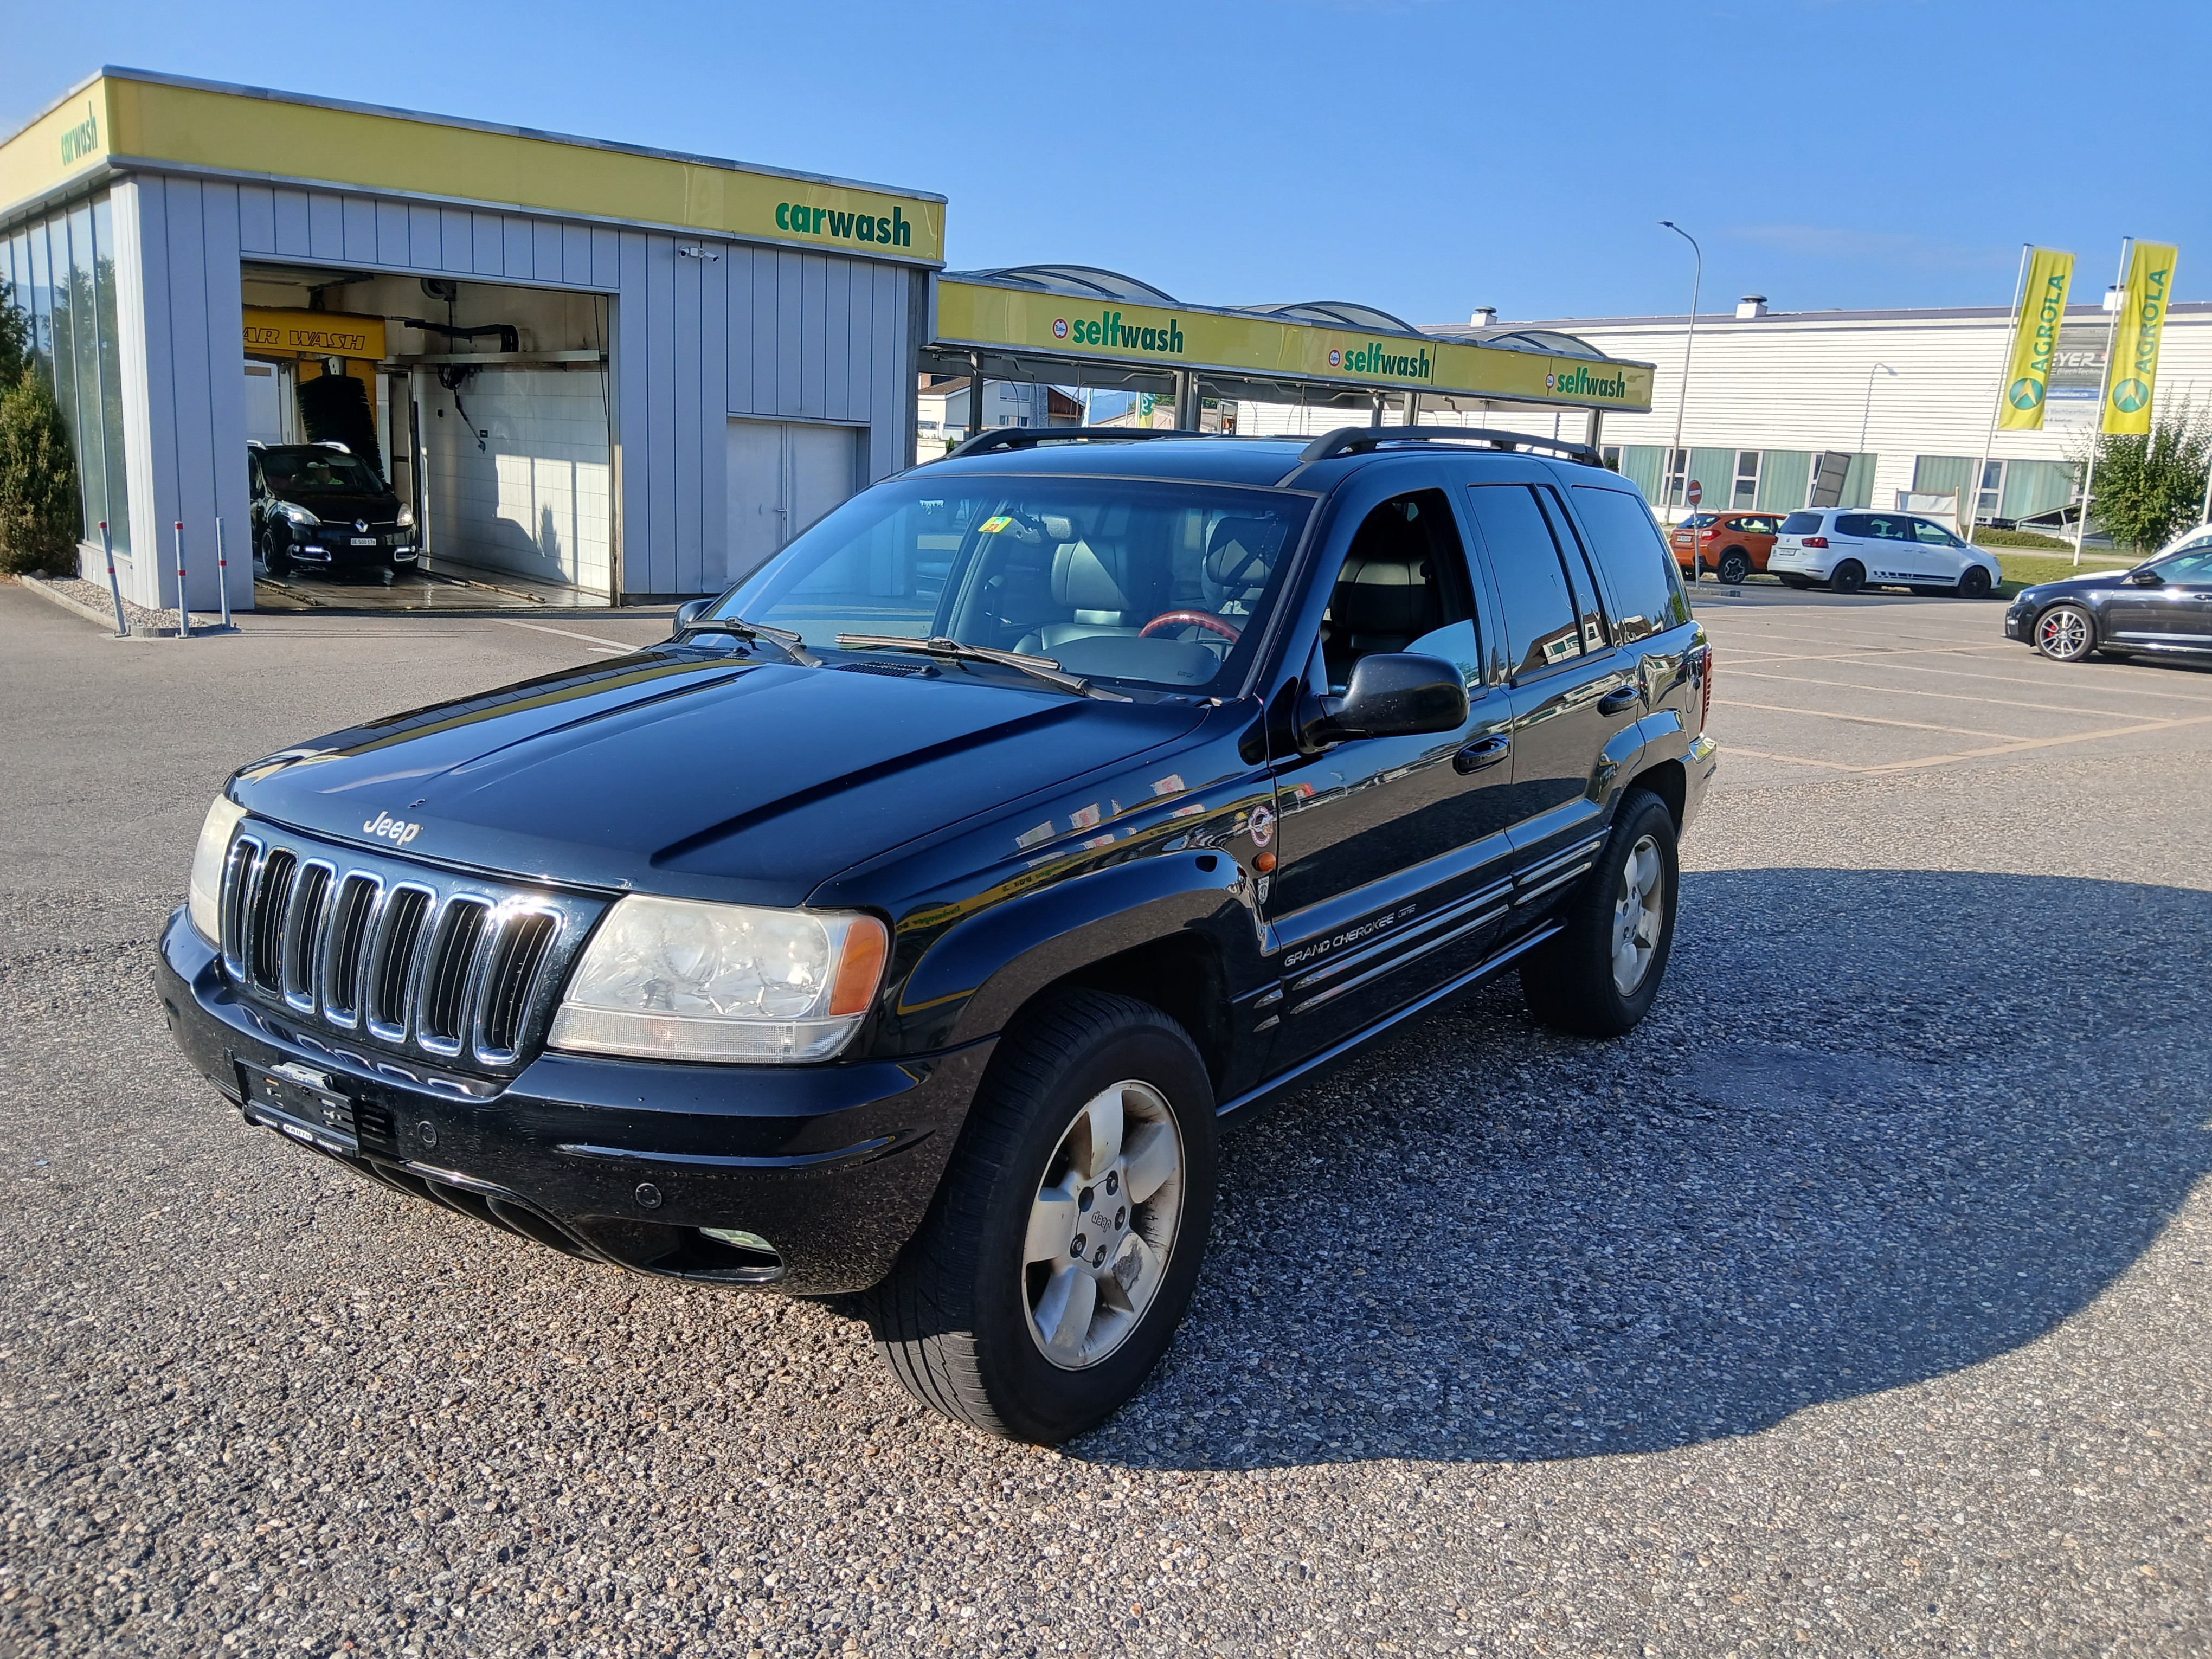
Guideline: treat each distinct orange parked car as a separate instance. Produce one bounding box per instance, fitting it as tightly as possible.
[1670,511,1782,584]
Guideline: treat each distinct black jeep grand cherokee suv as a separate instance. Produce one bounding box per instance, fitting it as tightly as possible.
[161,427,1715,1443]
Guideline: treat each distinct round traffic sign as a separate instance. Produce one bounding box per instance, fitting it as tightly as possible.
[1686,480,1703,506]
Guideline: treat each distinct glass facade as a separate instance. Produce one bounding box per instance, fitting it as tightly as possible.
[2,192,131,554]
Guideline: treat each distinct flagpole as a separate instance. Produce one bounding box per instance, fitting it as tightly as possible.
[1967,243,2030,548]
[2074,237,2131,568]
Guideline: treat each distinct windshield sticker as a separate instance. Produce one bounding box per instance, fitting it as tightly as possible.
[977,515,1015,535]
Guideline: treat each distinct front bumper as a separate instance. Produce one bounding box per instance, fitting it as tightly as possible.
[157,909,991,1294]
[2005,601,2035,640]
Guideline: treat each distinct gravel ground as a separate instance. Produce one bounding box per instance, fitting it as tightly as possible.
[2,584,2208,1657]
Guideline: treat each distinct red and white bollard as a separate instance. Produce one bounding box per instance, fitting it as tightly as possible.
[99,521,127,637]
[172,520,189,638]
[215,517,233,631]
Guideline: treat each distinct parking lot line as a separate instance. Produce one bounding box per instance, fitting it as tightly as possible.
[1716,744,1871,774]
[1830,658,2212,704]
[1725,667,2166,722]
[490,617,642,652]
[1862,710,2212,773]
[1718,699,2017,740]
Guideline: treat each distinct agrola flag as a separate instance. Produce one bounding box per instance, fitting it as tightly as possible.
[1998,248,2074,430]
[2105,242,2179,436]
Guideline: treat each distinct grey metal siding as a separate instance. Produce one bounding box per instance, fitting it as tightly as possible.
[117,173,919,604]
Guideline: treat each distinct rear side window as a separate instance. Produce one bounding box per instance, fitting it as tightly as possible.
[1463,484,1583,676]
[1570,486,1692,642]
[1779,511,1823,535]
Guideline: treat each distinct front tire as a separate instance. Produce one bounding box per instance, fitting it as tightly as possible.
[1958,565,1993,599]
[2035,602,2096,661]
[261,530,291,578]
[864,991,1217,1443]
[1520,789,1680,1038]
[1829,560,1866,595]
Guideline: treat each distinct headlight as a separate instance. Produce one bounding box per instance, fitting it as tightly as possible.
[548,896,889,1064]
[396,503,415,529]
[279,503,319,528]
[187,794,248,943]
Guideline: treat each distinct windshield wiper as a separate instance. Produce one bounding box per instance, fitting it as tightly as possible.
[834,634,1130,702]
[686,614,821,667]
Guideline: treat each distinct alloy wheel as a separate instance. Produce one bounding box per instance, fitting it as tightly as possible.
[1611,834,1666,996]
[1022,1080,1185,1370]
[2037,605,2092,661]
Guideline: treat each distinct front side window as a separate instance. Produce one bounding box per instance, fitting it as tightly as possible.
[2153,549,2212,584]
[1571,485,1692,642]
[716,476,1311,695]
[1316,490,1477,693]
[1912,519,1962,546]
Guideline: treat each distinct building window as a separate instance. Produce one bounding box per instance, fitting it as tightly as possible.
[1601,446,1622,472]
[1732,450,1760,507]
[1975,459,2006,523]
[1662,448,1689,509]
[2,194,131,555]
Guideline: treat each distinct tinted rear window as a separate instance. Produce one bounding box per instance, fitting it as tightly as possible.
[1570,486,1692,642]
[1778,512,1823,535]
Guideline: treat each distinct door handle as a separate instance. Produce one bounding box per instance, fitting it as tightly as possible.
[1454,735,1510,775]
[1597,685,1642,716]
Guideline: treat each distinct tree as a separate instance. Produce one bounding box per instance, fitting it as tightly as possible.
[0,376,80,575]
[2084,399,2211,555]
[0,280,28,388]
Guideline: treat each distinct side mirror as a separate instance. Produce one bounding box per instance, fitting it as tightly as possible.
[671,597,712,637]
[1300,652,1469,748]
[2127,568,2163,586]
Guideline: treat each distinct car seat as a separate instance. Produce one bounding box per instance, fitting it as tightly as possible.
[1322,506,1442,686]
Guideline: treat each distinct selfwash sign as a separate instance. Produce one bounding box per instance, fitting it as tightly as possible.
[938,280,1653,411]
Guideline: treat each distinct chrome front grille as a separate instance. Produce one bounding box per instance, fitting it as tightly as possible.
[219,824,597,1072]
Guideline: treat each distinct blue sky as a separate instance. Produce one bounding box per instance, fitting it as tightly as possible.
[7,0,2207,325]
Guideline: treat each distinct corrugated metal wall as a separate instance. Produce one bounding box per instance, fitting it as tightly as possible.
[110,171,922,608]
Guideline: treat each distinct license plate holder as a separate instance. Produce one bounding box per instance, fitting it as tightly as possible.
[238,1060,361,1156]
[350,536,378,546]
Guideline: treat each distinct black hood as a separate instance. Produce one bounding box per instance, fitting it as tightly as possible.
[2015,569,2143,602]
[232,649,1206,908]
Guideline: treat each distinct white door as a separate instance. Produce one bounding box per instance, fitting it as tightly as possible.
[243,359,292,445]
[725,419,861,584]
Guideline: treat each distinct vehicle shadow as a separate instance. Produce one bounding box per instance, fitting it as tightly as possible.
[1082,868,2212,1470]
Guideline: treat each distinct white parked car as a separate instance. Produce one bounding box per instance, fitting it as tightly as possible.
[1769,509,2002,597]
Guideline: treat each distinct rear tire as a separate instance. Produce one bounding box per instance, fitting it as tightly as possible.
[1716,549,1752,585]
[1520,789,1680,1038]
[1829,560,1866,595]
[863,991,1217,1444]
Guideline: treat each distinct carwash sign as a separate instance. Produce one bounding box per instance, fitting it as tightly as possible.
[935,280,1654,411]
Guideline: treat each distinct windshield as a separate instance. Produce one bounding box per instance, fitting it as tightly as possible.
[713,476,1312,694]
[259,450,386,496]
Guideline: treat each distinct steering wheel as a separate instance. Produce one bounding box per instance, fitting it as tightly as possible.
[1138,610,1241,644]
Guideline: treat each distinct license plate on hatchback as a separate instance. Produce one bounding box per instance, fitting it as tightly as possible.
[237,1060,360,1156]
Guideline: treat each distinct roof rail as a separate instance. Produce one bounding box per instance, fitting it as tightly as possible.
[1296,425,1605,468]
[942,426,1205,459]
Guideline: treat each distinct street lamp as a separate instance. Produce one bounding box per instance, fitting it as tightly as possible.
[1860,362,1897,454]
[1658,221,1701,527]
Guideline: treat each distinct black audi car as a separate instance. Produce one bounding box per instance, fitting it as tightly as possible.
[249,441,416,579]
[2007,537,2212,663]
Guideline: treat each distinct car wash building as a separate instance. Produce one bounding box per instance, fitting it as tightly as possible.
[0,67,944,613]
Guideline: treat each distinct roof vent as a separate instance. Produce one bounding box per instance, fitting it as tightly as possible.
[1735,295,1769,319]
[1470,306,1498,327]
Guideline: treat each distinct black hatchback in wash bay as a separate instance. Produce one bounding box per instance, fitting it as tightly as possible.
[160,427,1717,1443]
[249,441,416,579]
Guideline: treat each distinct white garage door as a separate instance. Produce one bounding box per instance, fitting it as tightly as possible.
[726,419,862,583]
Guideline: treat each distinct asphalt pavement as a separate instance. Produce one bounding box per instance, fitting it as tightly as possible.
[2,580,2207,1657]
